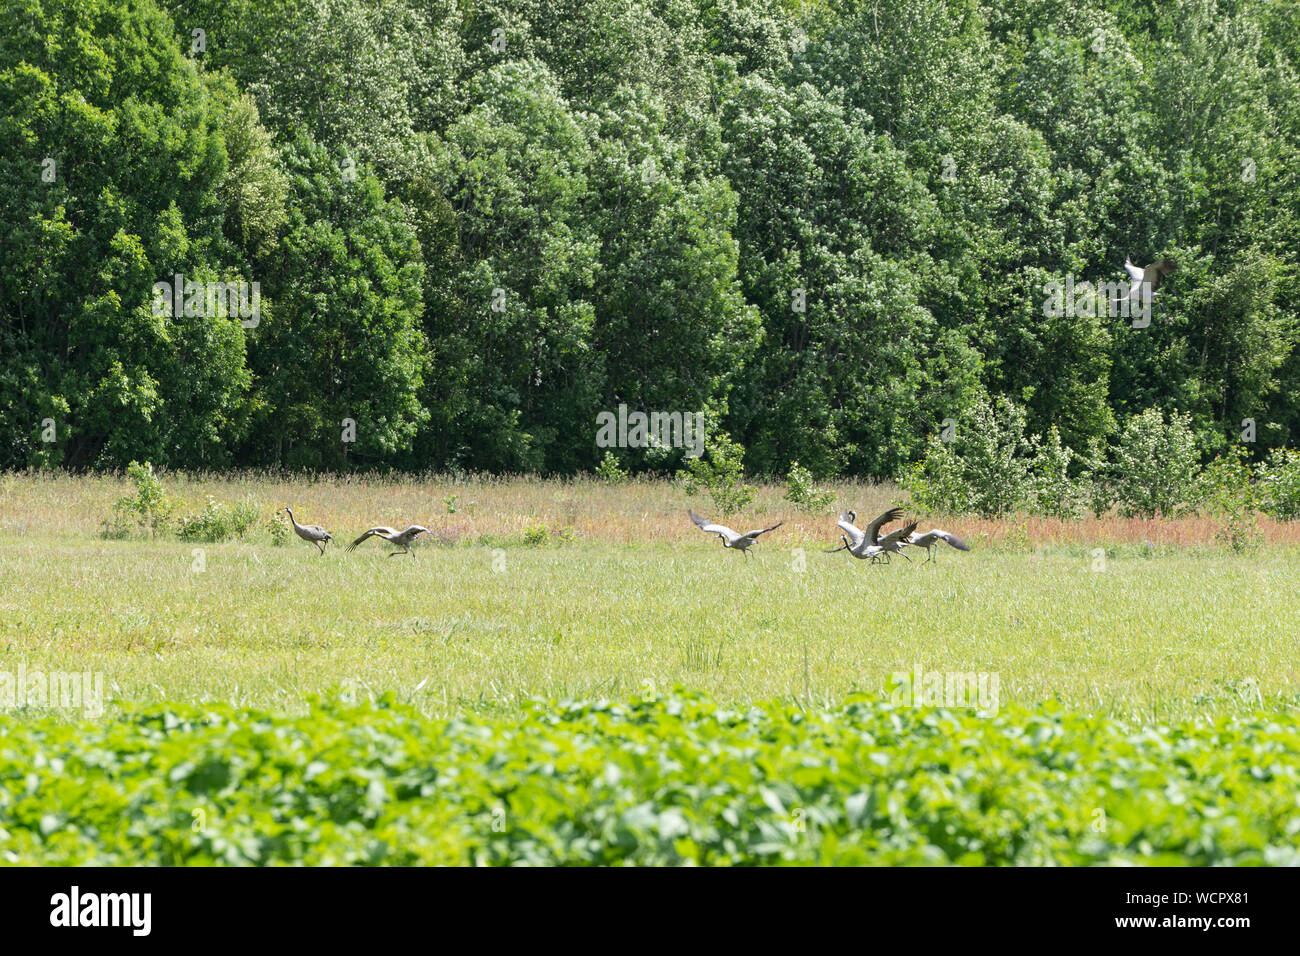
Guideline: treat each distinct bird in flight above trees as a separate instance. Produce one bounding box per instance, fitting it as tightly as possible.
[1118,257,1178,303]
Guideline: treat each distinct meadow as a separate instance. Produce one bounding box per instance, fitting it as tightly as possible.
[1,471,1297,722]
[3,471,1299,865]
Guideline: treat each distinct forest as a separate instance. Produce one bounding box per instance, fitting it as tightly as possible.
[2,0,1297,479]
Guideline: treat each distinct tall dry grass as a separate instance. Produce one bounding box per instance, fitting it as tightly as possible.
[2,469,1300,548]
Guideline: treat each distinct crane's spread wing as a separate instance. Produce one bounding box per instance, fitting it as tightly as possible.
[879,522,918,547]
[837,512,866,549]
[347,527,398,551]
[689,510,734,538]
[1124,258,1144,282]
[865,507,904,544]
[1145,260,1176,292]
[741,521,782,540]
[932,530,971,551]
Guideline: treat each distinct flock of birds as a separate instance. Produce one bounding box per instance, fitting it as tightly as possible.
[278,255,1170,564]
[280,505,968,565]
[279,507,430,557]
[690,506,969,564]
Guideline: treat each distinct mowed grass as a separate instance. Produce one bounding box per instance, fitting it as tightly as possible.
[2,519,1298,721]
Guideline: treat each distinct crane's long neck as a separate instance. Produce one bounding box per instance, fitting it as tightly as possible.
[285,508,301,530]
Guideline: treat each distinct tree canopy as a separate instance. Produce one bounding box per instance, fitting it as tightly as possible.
[3,0,1297,475]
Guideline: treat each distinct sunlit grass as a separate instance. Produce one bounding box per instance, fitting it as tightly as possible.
[1,516,1296,722]
[6,469,1300,548]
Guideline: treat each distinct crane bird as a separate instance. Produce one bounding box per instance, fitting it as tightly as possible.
[688,510,782,559]
[825,507,915,563]
[903,528,971,562]
[826,504,899,556]
[1114,257,1178,306]
[347,525,432,557]
[830,523,918,563]
[281,507,331,555]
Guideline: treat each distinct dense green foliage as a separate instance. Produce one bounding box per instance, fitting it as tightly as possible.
[3,0,1298,477]
[2,692,1296,864]
[902,397,1300,518]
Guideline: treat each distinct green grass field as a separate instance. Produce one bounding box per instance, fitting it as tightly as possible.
[2,478,1297,721]
[3,473,1299,864]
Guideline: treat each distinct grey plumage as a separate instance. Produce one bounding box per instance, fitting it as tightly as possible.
[1114,257,1178,305]
[826,507,910,563]
[689,510,782,559]
[903,528,971,562]
[830,521,919,563]
[282,507,331,555]
[347,525,431,556]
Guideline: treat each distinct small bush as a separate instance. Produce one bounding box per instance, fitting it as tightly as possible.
[675,431,754,517]
[900,397,1035,518]
[232,499,259,536]
[523,524,549,546]
[1258,448,1300,520]
[783,461,836,514]
[899,438,969,515]
[595,451,628,485]
[177,496,260,543]
[1027,427,1091,519]
[265,513,289,546]
[1111,408,1200,518]
[101,461,175,538]
[1087,474,1116,519]
[1198,447,1261,552]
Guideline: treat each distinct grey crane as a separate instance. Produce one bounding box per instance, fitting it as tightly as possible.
[831,522,918,563]
[1113,257,1178,306]
[903,528,971,562]
[281,507,331,555]
[347,525,432,557]
[825,507,915,563]
[688,510,782,559]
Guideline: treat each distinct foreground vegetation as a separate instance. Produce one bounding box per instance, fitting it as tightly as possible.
[4,473,1296,865]
[3,692,1297,865]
